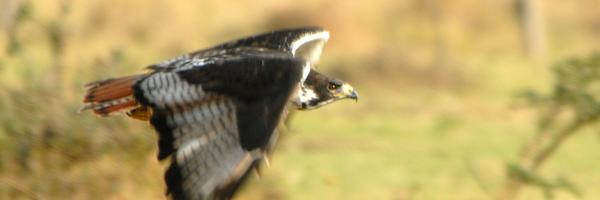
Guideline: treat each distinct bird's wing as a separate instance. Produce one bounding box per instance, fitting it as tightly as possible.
[150,27,329,71]
[133,48,306,200]
[206,27,329,65]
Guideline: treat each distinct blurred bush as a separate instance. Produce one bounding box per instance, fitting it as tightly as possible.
[498,52,600,199]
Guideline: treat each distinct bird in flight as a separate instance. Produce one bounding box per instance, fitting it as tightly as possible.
[81,27,358,200]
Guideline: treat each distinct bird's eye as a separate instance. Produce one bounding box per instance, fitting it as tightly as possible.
[328,83,339,90]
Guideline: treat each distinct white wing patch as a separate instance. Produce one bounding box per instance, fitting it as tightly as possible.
[291,30,329,65]
[301,62,311,83]
[289,30,329,83]
[290,31,330,55]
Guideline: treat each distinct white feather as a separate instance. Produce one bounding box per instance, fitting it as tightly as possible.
[290,31,330,57]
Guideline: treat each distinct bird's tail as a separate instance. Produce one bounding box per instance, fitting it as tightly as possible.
[80,74,151,120]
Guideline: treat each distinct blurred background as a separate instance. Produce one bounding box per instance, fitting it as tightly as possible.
[1,0,600,199]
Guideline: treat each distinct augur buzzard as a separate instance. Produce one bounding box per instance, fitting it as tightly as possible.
[81,27,358,200]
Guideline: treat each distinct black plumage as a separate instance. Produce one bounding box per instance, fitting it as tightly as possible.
[133,49,309,200]
[82,27,358,200]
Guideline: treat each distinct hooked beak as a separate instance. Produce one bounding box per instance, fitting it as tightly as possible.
[348,90,359,102]
[340,83,358,102]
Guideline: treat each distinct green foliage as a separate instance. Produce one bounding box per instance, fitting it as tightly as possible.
[507,163,582,199]
[506,52,600,199]
[552,53,600,122]
[524,53,600,126]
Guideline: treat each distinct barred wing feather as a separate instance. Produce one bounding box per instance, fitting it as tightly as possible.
[133,50,305,200]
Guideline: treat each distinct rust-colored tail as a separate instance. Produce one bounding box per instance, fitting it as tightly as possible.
[80,74,149,119]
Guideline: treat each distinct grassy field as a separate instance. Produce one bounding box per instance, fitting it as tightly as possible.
[1,0,600,199]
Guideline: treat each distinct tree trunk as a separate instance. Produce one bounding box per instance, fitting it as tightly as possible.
[517,0,547,63]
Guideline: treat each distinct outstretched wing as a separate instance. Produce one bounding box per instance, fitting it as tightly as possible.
[206,27,329,65]
[150,27,329,71]
[133,48,306,200]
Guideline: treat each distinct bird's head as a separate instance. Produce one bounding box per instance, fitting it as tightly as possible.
[293,70,358,110]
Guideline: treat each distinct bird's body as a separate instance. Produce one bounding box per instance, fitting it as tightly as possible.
[81,27,357,200]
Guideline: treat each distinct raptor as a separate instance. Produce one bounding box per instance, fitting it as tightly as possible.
[81,27,357,200]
